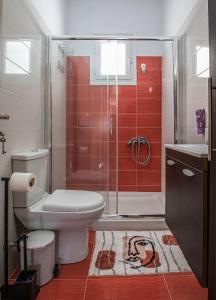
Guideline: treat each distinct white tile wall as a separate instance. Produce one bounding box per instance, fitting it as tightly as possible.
[0,0,45,284]
[162,45,175,198]
[180,1,209,144]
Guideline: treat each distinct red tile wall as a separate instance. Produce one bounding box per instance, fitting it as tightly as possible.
[117,57,162,192]
[66,56,162,192]
[66,57,109,191]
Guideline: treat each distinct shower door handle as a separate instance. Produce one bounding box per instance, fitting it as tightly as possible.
[110,117,113,136]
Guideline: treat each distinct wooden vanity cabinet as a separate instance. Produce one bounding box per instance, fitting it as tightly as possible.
[165,148,208,287]
[166,156,180,239]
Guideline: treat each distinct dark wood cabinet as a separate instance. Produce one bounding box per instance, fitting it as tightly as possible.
[165,148,208,287]
[166,158,180,239]
[207,0,216,297]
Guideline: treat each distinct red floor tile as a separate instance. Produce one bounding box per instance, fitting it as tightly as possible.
[9,266,20,279]
[37,279,86,300]
[85,276,171,300]
[89,231,96,244]
[56,253,91,279]
[164,273,208,300]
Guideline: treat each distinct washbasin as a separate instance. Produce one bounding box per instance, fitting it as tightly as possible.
[165,144,208,158]
[175,144,208,151]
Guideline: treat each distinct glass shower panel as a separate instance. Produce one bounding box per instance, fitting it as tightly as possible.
[117,40,173,216]
[179,0,209,144]
[99,40,119,215]
[0,0,47,279]
[107,84,118,215]
[1,0,46,148]
[51,38,175,217]
[51,40,112,212]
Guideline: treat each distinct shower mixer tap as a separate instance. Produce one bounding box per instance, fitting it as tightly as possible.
[128,136,151,166]
[128,136,148,145]
[128,137,139,145]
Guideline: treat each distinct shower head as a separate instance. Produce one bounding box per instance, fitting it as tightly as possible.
[141,63,147,74]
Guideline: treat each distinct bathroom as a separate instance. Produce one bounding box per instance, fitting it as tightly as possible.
[0,0,215,299]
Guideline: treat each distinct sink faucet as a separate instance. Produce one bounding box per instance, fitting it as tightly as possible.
[0,131,7,155]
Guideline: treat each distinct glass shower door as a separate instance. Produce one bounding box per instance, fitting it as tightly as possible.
[51,37,177,217]
[51,39,112,213]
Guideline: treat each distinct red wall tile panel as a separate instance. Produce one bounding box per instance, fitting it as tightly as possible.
[66,56,162,192]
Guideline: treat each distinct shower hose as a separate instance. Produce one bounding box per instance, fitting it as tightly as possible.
[128,136,151,166]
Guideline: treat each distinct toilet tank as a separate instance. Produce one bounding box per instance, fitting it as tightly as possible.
[12,149,49,208]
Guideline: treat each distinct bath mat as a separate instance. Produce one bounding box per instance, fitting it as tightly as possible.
[89,231,191,276]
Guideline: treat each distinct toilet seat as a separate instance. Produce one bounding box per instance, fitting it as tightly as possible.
[42,190,104,212]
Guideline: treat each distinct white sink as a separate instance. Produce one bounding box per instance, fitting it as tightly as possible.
[165,144,208,158]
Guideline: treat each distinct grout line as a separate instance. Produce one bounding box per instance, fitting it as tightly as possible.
[83,276,89,300]
[163,272,193,278]
[163,274,173,300]
[83,240,96,300]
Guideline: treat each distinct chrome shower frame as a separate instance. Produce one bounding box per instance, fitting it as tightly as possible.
[48,35,179,216]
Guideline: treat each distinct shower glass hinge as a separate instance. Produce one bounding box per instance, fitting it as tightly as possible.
[0,114,9,120]
[0,131,7,155]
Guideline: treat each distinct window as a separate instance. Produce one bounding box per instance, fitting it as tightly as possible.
[4,40,31,74]
[196,45,209,78]
[91,40,136,85]
[100,41,127,76]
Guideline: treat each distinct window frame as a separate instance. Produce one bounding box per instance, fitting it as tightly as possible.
[90,40,136,85]
[195,44,209,78]
[189,39,209,80]
[3,39,32,75]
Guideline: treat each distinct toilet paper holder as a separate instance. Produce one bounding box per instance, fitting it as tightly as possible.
[0,177,40,300]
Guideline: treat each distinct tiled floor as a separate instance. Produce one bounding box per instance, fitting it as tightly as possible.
[11,231,208,300]
[37,232,208,300]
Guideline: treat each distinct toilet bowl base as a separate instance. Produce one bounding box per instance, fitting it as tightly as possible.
[58,229,89,264]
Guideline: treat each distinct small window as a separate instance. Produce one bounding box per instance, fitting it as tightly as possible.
[196,45,209,78]
[100,41,127,76]
[91,40,136,85]
[4,40,31,74]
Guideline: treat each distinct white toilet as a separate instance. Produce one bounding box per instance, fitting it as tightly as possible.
[12,149,105,264]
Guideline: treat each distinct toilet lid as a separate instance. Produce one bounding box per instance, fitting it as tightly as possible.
[43,190,104,212]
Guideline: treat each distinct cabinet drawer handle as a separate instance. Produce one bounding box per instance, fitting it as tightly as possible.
[182,169,195,177]
[167,159,175,166]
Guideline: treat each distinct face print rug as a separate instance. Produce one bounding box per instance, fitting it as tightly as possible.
[89,231,191,276]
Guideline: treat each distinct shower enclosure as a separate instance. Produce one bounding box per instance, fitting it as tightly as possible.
[50,37,177,219]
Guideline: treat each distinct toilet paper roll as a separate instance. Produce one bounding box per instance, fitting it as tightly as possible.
[9,172,37,192]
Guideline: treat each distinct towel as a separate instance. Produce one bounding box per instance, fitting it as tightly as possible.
[195,109,205,134]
